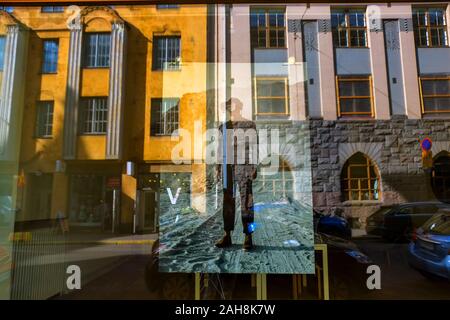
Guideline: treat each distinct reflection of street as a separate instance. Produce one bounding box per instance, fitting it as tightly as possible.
[353,237,450,299]
[8,232,154,299]
[57,255,156,300]
[58,237,450,300]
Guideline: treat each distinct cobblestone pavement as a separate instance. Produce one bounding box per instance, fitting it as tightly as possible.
[159,198,315,274]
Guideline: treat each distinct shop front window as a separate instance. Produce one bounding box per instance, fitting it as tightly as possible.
[69,175,120,229]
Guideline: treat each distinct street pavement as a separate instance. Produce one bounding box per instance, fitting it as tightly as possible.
[59,235,450,300]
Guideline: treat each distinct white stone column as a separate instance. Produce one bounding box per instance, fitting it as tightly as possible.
[230,5,252,120]
[62,24,83,159]
[317,17,337,120]
[398,16,421,119]
[106,21,127,159]
[368,26,391,119]
[0,24,28,160]
[286,6,306,121]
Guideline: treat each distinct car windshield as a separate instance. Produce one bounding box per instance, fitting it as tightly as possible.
[425,214,450,236]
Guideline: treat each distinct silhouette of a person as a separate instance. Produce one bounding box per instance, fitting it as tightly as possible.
[215,98,257,250]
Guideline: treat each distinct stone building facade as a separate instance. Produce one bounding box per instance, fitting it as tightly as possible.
[310,118,450,227]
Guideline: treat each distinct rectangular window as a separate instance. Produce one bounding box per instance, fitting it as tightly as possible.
[255,77,289,115]
[337,76,373,117]
[331,9,367,47]
[83,33,111,68]
[250,8,285,48]
[420,77,450,113]
[41,6,65,13]
[152,36,181,71]
[150,98,180,136]
[0,7,13,13]
[42,40,59,74]
[36,101,54,138]
[0,36,5,72]
[80,98,108,134]
[413,8,448,47]
[156,5,179,9]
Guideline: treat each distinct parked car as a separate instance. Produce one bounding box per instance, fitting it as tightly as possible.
[253,200,352,240]
[315,232,372,299]
[365,202,450,242]
[407,210,450,281]
[365,206,392,236]
[145,233,372,299]
[314,210,352,240]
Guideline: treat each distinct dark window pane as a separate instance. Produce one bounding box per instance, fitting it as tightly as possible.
[350,166,368,178]
[81,98,108,134]
[156,4,179,9]
[422,79,450,95]
[84,33,111,68]
[152,36,181,70]
[423,97,450,112]
[339,80,371,97]
[150,98,180,136]
[340,98,372,114]
[36,101,54,137]
[42,6,65,13]
[257,99,286,114]
[42,40,59,73]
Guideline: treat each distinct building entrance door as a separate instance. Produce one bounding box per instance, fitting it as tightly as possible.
[137,189,159,233]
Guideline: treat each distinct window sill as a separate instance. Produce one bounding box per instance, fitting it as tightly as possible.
[150,134,179,138]
[78,133,107,136]
[151,69,182,72]
[342,200,382,206]
[252,47,288,50]
[40,72,58,75]
[338,116,375,121]
[422,112,450,119]
[335,46,369,49]
[416,46,450,49]
[34,136,53,139]
[82,66,110,70]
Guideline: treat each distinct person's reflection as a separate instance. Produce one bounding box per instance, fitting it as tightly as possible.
[215,98,257,250]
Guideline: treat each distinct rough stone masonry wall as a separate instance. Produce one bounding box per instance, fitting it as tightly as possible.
[309,117,450,228]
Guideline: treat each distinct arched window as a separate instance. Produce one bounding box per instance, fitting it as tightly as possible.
[432,153,450,202]
[341,152,380,201]
[257,158,294,199]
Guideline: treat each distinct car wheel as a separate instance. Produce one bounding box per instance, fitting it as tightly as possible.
[330,276,351,300]
[161,274,193,299]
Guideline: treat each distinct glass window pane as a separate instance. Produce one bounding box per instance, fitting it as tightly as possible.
[340,98,372,114]
[42,40,59,73]
[339,79,371,97]
[350,166,368,178]
[422,79,450,95]
[423,97,450,112]
[257,99,286,114]
[153,36,181,70]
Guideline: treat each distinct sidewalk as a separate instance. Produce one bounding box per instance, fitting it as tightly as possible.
[9,231,157,246]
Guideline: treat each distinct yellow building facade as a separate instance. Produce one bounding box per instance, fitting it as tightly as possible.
[0,5,208,233]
